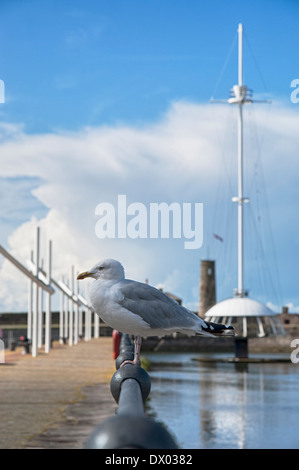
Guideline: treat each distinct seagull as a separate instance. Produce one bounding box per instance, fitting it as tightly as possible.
[77,259,235,366]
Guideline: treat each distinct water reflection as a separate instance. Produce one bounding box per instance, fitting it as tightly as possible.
[146,352,299,449]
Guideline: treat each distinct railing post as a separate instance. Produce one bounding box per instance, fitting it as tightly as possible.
[32,226,40,357]
[27,250,34,341]
[45,240,52,354]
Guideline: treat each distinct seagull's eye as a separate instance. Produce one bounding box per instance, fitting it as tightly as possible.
[98,266,104,271]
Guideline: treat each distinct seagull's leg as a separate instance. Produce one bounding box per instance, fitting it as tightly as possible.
[120,335,142,367]
[133,335,142,365]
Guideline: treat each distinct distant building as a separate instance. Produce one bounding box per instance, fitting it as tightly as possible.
[278,306,299,335]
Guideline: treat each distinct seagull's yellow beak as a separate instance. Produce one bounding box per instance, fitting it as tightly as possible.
[77,270,93,280]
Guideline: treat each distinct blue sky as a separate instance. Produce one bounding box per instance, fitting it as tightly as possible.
[0,0,298,314]
[1,0,298,132]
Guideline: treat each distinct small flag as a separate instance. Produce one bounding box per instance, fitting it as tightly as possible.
[213,233,223,242]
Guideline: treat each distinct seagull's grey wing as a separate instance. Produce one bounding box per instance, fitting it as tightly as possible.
[114,279,205,331]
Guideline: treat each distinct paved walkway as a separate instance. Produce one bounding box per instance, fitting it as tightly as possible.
[0,338,116,449]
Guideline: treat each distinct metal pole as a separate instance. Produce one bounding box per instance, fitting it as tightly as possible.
[59,289,64,344]
[74,274,79,345]
[89,309,92,340]
[67,280,72,345]
[64,277,68,340]
[84,308,87,341]
[79,305,83,338]
[27,251,34,340]
[86,309,91,341]
[32,227,40,357]
[45,240,52,353]
[237,23,244,297]
[238,102,244,296]
[117,379,145,416]
[94,311,99,339]
[238,23,243,87]
[38,284,43,348]
[84,284,89,341]
[74,302,79,344]
[85,309,89,341]
[69,267,74,346]
[38,258,44,348]
[0,244,53,293]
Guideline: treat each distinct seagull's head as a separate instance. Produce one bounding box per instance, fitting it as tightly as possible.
[77,259,125,281]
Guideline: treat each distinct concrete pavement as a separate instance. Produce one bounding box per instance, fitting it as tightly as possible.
[0,337,116,449]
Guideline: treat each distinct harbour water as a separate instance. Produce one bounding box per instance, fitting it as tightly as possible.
[145,352,299,449]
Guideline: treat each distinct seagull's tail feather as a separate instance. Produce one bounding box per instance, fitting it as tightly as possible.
[201,321,236,337]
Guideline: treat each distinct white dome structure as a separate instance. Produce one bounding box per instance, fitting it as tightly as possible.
[204,296,285,338]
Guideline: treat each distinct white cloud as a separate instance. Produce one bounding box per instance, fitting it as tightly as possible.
[267,301,299,315]
[285,303,299,315]
[0,100,298,312]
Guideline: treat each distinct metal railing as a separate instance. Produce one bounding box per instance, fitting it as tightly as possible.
[0,226,95,357]
[85,334,178,449]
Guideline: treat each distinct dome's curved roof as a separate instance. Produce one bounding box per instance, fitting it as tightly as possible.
[205,296,276,317]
